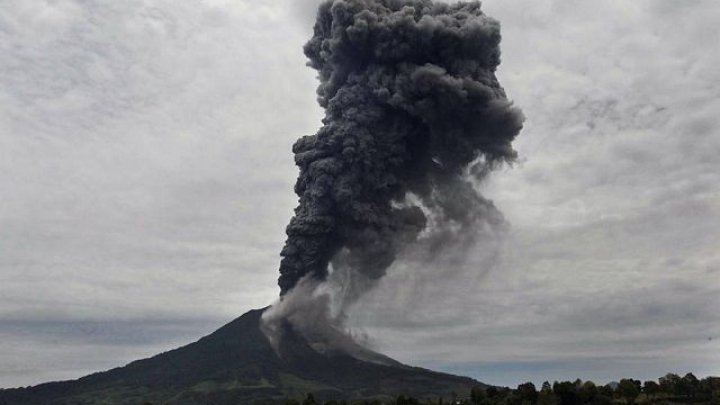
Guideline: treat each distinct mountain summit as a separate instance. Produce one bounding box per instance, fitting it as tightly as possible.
[0,308,482,404]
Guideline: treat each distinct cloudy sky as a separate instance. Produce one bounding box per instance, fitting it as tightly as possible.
[1,0,719,389]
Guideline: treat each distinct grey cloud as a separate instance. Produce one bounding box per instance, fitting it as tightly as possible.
[0,318,219,347]
[0,317,224,388]
[0,0,315,325]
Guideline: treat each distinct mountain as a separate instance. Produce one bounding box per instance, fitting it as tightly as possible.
[0,308,484,404]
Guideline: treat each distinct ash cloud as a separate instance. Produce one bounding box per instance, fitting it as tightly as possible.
[279,0,523,294]
[265,0,523,353]
[261,278,400,366]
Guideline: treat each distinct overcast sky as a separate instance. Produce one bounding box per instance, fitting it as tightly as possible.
[1,0,719,389]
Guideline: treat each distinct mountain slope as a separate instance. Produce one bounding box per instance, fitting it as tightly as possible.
[0,308,483,404]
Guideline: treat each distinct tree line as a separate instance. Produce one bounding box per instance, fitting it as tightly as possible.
[279,373,720,405]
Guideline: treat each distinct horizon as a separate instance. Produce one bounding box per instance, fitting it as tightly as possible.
[1,0,719,390]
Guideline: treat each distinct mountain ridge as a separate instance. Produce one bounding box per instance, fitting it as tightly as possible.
[0,308,484,404]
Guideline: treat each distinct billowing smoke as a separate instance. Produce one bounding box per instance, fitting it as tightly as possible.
[264,0,523,352]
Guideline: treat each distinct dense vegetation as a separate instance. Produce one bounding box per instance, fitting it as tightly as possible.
[266,373,720,405]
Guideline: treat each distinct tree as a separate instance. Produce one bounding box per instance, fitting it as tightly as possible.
[553,381,580,405]
[699,376,720,400]
[618,379,640,405]
[517,382,538,405]
[597,384,614,399]
[642,381,659,396]
[537,391,557,405]
[659,373,681,395]
[578,381,598,404]
[537,381,557,405]
[678,373,699,397]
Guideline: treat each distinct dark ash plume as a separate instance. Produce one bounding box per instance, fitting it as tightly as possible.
[278,0,524,295]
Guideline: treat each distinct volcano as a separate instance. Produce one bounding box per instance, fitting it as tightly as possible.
[0,308,483,404]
